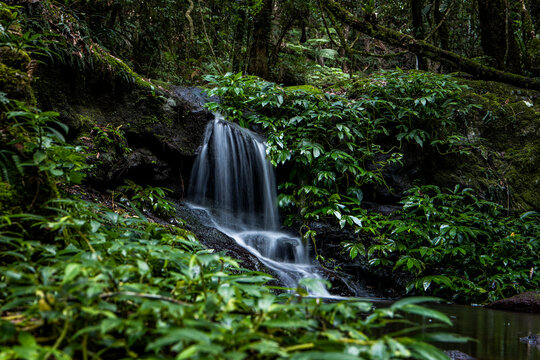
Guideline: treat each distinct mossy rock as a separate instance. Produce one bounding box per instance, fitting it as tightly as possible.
[0,62,34,104]
[0,181,22,214]
[433,79,540,211]
[0,47,31,71]
[486,291,540,313]
[91,44,154,90]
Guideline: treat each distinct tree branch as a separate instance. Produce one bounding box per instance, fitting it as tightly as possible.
[423,2,453,42]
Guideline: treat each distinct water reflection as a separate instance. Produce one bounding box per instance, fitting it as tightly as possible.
[368,299,540,359]
[428,304,540,360]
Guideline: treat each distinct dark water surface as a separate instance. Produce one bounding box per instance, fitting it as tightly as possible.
[430,304,540,360]
[322,296,540,359]
[372,300,540,360]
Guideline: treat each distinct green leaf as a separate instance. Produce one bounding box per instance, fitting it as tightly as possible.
[421,332,470,343]
[391,297,443,309]
[0,320,16,343]
[18,332,36,348]
[349,216,362,227]
[408,341,451,360]
[400,304,452,326]
[290,352,360,360]
[33,150,46,164]
[63,263,81,284]
[137,260,150,275]
[177,345,198,359]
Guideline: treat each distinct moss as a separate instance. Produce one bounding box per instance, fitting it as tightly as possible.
[0,181,21,214]
[125,114,174,138]
[91,44,154,90]
[0,62,35,104]
[434,79,540,211]
[0,47,31,71]
[152,79,175,91]
[285,85,323,94]
[0,47,34,103]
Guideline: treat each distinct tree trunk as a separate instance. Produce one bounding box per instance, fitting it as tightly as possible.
[477,0,521,73]
[518,0,537,74]
[232,4,247,72]
[433,0,449,50]
[247,0,273,79]
[320,0,540,90]
[527,0,540,30]
[411,0,428,70]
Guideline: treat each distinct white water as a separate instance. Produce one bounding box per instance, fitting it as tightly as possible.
[188,116,330,296]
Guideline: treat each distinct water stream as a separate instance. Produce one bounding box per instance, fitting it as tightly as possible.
[188,115,330,295]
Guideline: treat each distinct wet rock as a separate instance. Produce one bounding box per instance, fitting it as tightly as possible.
[444,350,476,360]
[173,202,278,282]
[34,65,215,195]
[289,220,411,298]
[486,291,540,313]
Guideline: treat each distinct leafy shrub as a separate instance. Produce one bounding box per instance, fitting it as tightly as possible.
[0,196,463,359]
[365,185,540,303]
[203,72,473,232]
[349,69,477,149]
[90,124,131,154]
[204,73,401,230]
[116,179,175,218]
[1,99,88,195]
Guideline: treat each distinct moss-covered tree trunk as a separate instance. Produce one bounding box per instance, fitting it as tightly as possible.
[477,0,521,73]
[247,0,273,79]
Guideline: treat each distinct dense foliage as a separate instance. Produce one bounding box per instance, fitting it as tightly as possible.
[204,72,539,304]
[1,1,539,358]
[0,4,468,359]
[365,186,539,303]
[204,71,473,225]
[8,0,540,84]
[0,92,461,360]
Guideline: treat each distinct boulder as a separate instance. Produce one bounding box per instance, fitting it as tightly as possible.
[34,65,214,195]
[486,291,540,313]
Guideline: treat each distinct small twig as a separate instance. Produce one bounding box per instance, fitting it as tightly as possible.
[100,291,190,306]
[82,333,88,360]
[76,229,102,261]
[44,317,69,360]
[423,3,453,42]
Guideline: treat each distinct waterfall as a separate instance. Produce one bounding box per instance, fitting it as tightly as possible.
[188,115,329,295]
[189,117,278,230]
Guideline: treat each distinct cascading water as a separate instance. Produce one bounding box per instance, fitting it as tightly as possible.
[188,115,330,295]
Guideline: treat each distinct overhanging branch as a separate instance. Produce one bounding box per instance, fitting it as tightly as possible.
[320,0,540,90]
